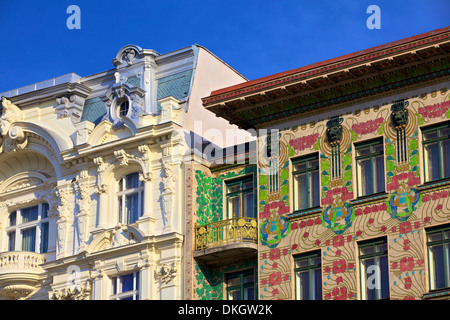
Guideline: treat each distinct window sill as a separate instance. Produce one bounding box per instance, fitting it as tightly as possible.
[288,207,322,220]
[423,287,450,300]
[350,192,388,206]
[418,177,450,192]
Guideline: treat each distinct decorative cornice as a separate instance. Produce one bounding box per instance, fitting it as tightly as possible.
[202,28,450,130]
[203,28,450,106]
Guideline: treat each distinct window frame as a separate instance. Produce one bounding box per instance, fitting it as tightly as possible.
[110,272,140,300]
[225,175,255,219]
[225,268,256,300]
[422,121,450,183]
[5,203,49,253]
[355,138,385,198]
[426,224,450,291]
[294,250,322,300]
[358,237,390,300]
[291,153,320,213]
[117,172,144,225]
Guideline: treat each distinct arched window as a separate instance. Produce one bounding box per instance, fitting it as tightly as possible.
[6,203,49,253]
[117,172,144,224]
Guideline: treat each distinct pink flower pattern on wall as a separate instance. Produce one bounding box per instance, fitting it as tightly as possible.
[418,101,450,119]
[289,133,319,151]
[352,117,384,135]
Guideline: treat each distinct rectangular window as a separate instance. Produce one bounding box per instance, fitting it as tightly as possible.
[427,225,450,290]
[5,203,49,253]
[226,177,254,219]
[359,238,390,300]
[111,272,140,300]
[292,154,320,212]
[294,250,322,300]
[118,172,144,224]
[423,122,450,183]
[356,138,385,197]
[226,269,255,300]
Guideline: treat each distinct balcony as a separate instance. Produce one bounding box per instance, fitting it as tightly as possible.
[0,251,46,299]
[194,217,258,267]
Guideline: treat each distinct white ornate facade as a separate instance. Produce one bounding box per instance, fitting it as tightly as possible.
[0,44,247,300]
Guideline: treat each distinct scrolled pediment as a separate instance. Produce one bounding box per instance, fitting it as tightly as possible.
[86,224,145,254]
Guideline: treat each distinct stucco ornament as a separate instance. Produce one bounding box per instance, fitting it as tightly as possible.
[326,117,344,146]
[0,98,27,152]
[49,281,91,300]
[161,160,177,231]
[391,99,409,130]
[155,262,177,284]
[109,223,136,248]
[123,48,137,65]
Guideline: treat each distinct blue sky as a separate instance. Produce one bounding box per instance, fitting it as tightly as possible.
[1,0,448,93]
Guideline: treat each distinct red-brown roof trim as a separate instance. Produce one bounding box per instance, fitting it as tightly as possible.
[203,26,450,105]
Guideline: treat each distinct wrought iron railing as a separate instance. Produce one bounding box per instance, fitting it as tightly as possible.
[195,217,258,251]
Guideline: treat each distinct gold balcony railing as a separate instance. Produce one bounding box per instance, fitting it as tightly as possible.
[195,217,258,251]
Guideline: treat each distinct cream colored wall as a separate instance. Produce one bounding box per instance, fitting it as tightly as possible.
[185,47,255,149]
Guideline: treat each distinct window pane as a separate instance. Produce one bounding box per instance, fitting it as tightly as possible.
[22,206,39,223]
[42,203,49,219]
[126,193,140,224]
[357,147,370,157]
[243,181,253,191]
[296,270,310,300]
[21,227,36,252]
[310,256,321,266]
[372,144,384,154]
[424,142,439,181]
[376,243,387,253]
[118,198,123,223]
[243,274,254,284]
[40,222,49,253]
[309,159,319,168]
[119,296,133,300]
[227,277,241,287]
[228,289,241,300]
[440,127,450,137]
[8,232,15,251]
[360,245,374,256]
[310,170,320,207]
[429,244,446,290]
[442,139,450,179]
[9,211,16,226]
[296,258,309,269]
[244,287,254,300]
[294,162,307,172]
[445,231,450,239]
[294,173,307,211]
[127,172,141,189]
[374,155,385,193]
[379,255,390,299]
[313,268,322,300]
[121,274,134,293]
[227,184,240,194]
[424,131,438,140]
[428,232,443,242]
[362,257,376,300]
[243,192,254,218]
[112,277,117,294]
[358,158,372,196]
[228,195,240,218]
